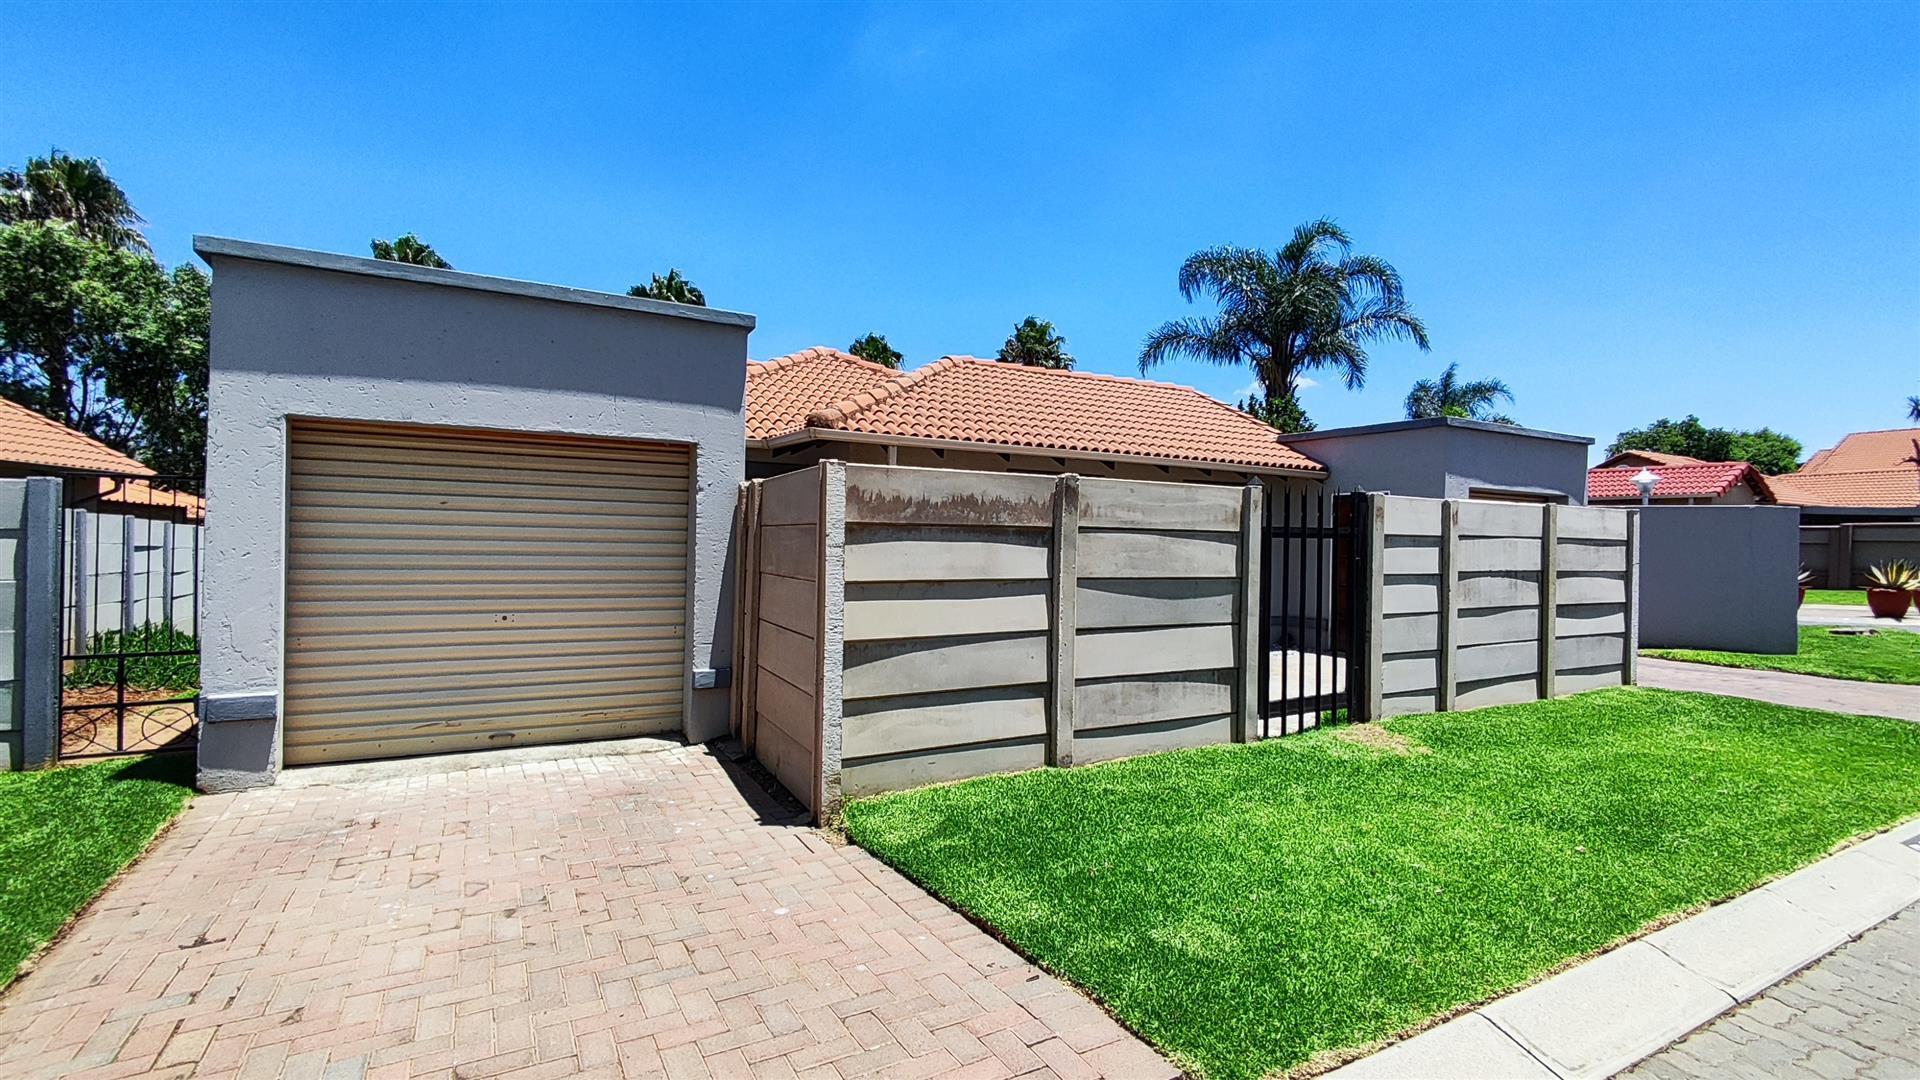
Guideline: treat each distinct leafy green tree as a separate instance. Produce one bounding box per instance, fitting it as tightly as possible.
[1404,362,1515,423]
[370,233,451,268]
[627,268,704,306]
[997,316,1073,370]
[1239,389,1314,433]
[1607,415,1802,475]
[0,220,208,486]
[848,333,902,369]
[0,150,148,252]
[1140,218,1429,424]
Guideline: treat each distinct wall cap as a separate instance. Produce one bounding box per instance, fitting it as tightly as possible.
[193,236,758,330]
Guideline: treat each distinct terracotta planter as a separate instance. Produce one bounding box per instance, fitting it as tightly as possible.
[1865,588,1912,620]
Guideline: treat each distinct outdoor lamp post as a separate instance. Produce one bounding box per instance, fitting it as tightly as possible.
[1632,468,1659,506]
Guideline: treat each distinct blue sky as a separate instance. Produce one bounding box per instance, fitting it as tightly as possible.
[7,1,1916,463]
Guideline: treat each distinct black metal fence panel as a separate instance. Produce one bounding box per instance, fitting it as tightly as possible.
[1259,489,1368,737]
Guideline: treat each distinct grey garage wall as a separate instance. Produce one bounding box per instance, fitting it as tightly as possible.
[735,462,1265,819]
[193,237,754,791]
[1279,418,1594,504]
[1641,505,1800,654]
[1371,496,1638,716]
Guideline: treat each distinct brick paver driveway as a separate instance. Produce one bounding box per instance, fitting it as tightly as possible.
[0,744,1174,1080]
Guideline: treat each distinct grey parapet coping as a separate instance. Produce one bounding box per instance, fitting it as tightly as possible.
[199,692,279,724]
[192,236,758,330]
[1279,416,1595,446]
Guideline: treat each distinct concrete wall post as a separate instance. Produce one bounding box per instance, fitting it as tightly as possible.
[1232,479,1263,743]
[1047,475,1079,764]
[1538,502,1560,699]
[1436,499,1460,712]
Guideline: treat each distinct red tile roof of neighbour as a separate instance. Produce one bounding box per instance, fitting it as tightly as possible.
[745,347,905,442]
[747,348,1324,473]
[96,477,205,521]
[1587,461,1771,502]
[0,397,154,476]
[1594,449,1707,469]
[1767,428,1920,508]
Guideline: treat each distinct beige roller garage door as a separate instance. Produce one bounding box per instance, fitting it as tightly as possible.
[284,420,689,765]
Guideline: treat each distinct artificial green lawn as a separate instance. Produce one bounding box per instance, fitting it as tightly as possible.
[0,756,194,987]
[1803,588,1867,606]
[1645,625,1920,685]
[844,689,1920,1080]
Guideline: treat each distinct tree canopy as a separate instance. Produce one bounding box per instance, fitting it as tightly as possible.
[848,333,902,369]
[1608,416,1803,475]
[1141,218,1428,433]
[1908,395,1919,423]
[1,150,148,252]
[1239,390,1313,433]
[627,268,704,306]
[1404,363,1515,423]
[370,233,451,268]
[997,317,1073,370]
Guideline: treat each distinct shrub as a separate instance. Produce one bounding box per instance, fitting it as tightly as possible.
[64,624,198,692]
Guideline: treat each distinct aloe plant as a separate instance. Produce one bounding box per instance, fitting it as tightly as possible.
[1865,559,1919,591]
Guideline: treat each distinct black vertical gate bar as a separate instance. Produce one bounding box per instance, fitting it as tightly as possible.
[1294,489,1308,733]
[1327,492,1341,725]
[1277,490,1291,734]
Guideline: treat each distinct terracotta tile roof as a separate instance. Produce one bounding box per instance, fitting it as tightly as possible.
[1595,449,1707,469]
[1587,461,1770,502]
[95,477,205,521]
[1767,470,1920,508]
[1793,428,1920,474]
[745,347,903,442]
[1766,428,1920,508]
[0,397,153,475]
[748,349,1323,473]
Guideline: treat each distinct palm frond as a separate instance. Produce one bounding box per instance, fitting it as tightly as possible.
[1139,317,1245,373]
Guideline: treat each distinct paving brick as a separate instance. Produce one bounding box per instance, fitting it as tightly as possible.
[0,745,1172,1080]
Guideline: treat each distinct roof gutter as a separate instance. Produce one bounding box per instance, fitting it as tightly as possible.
[754,426,1326,478]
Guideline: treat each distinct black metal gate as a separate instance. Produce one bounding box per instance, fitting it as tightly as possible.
[58,473,202,760]
[1258,489,1370,737]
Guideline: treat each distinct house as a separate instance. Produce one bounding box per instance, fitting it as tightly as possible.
[0,397,203,522]
[1278,417,1594,504]
[191,237,753,790]
[1587,459,1775,506]
[1767,427,1920,524]
[744,347,1325,490]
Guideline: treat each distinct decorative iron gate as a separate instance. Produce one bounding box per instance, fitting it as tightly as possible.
[58,473,202,760]
[1258,489,1370,737]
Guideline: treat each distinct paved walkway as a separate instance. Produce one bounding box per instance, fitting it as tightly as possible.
[0,744,1173,1080]
[1800,604,1919,634]
[1622,902,1920,1080]
[1638,658,1920,723]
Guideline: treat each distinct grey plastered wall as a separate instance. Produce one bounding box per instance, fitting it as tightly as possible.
[1641,505,1800,653]
[1280,417,1593,503]
[193,238,753,790]
[0,478,61,769]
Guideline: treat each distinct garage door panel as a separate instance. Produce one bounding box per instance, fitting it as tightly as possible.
[284,420,689,766]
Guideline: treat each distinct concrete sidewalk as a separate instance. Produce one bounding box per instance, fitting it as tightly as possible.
[1638,657,1920,723]
[1323,818,1920,1080]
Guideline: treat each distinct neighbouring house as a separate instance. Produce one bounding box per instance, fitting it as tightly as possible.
[0,397,203,523]
[1587,458,1776,506]
[744,347,1326,491]
[191,237,754,790]
[1276,417,1594,503]
[1767,427,1920,524]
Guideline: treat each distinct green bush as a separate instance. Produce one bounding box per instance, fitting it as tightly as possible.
[64,624,199,692]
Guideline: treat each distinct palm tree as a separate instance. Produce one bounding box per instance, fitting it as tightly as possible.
[628,269,704,306]
[0,150,148,250]
[370,234,451,268]
[848,333,902,369]
[1908,395,1919,423]
[1140,219,1428,427]
[1405,363,1515,423]
[997,317,1073,370]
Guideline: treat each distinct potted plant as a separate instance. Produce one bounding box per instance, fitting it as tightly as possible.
[1798,565,1813,606]
[1864,559,1918,620]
